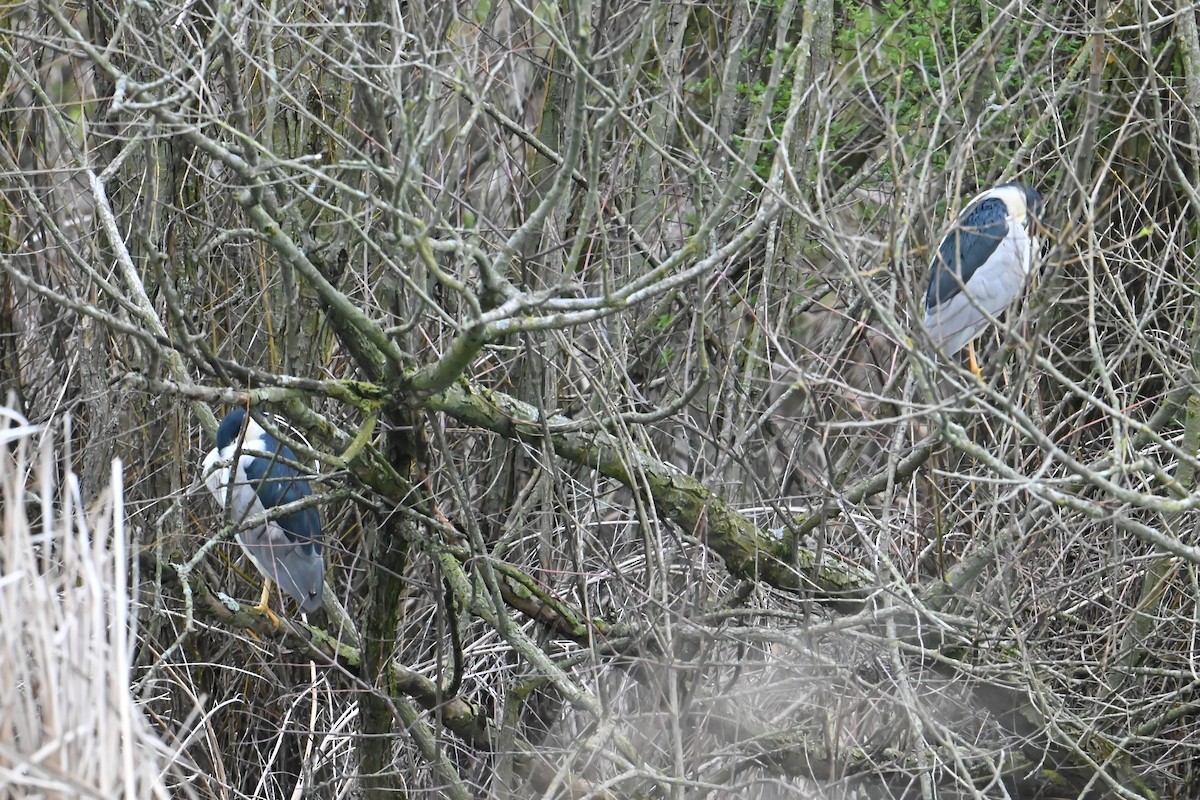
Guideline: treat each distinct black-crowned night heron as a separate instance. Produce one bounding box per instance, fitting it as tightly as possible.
[203,407,324,617]
[923,181,1042,378]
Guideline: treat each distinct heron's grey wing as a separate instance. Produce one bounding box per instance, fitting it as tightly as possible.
[241,440,323,548]
[924,290,993,355]
[925,197,1008,311]
[923,225,1032,355]
[236,523,324,613]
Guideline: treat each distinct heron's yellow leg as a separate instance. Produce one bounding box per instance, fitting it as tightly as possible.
[967,342,983,380]
[253,580,281,627]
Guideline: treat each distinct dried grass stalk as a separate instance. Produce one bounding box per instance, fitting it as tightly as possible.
[0,406,176,799]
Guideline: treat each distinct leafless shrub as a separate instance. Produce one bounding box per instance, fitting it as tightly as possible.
[4,0,1200,796]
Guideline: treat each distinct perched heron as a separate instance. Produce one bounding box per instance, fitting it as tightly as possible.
[923,181,1042,378]
[202,407,324,617]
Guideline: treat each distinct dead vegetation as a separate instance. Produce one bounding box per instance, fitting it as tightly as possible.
[2,0,1200,797]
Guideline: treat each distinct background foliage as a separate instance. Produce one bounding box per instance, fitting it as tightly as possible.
[2,0,1199,797]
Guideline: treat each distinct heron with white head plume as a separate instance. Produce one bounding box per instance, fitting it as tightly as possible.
[202,407,325,619]
[923,181,1042,378]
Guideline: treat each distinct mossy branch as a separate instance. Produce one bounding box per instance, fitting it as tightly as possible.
[425,378,876,609]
